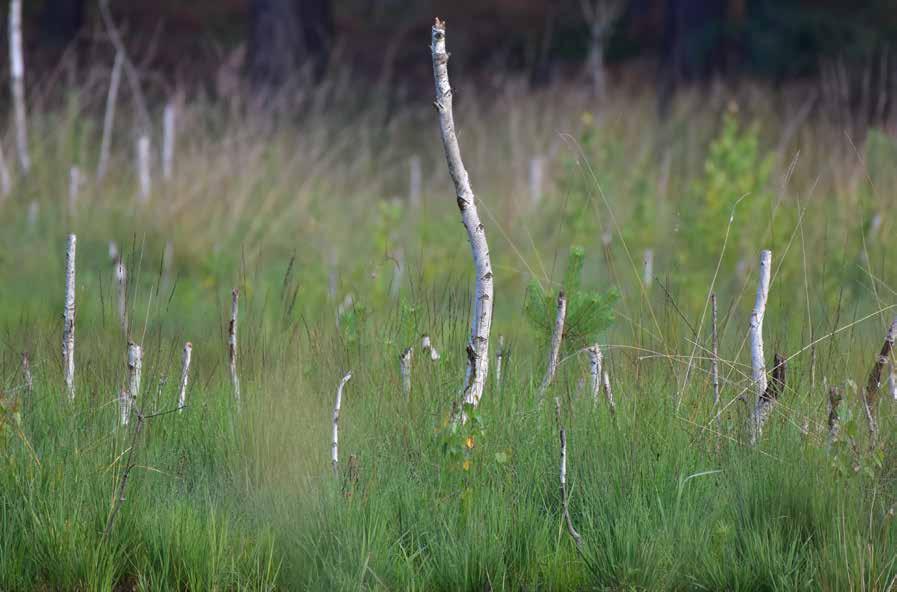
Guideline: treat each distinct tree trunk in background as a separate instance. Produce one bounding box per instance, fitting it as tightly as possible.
[248,0,333,90]
[40,0,86,47]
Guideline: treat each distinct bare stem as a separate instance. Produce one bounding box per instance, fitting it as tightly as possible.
[332,371,352,476]
[63,234,77,399]
[539,291,567,399]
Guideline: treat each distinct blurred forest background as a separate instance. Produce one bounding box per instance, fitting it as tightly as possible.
[17,0,897,114]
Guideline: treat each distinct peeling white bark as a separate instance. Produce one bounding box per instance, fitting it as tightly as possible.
[177,342,192,412]
[162,102,176,181]
[9,0,29,174]
[400,347,413,399]
[587,344,603,405]
[421,335,440,360]
[124,342,142,425]
[750,251,772,402]
[332,371,352,475]
[229,289,241,404]
[890,360,897,401]
[539,291,567,399]
[118,388,131,426]
[63,234,77,399]
[136,134,151,201]
[431,19,495,410]
[602,370,616,418]
[495,335,505,390]
[97,52,124,181]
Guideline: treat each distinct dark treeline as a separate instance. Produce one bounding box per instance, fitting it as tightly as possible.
[22,0,897,97]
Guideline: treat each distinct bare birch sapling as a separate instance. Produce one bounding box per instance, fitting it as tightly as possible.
[63,234,77,399]
[409,155,422,207]
[587,344,603,405]
[332,371,352,476]
[643,249,654,288]
[400,347,413,399]
[431,19,495,410]
[749,251,772,403]
[421,335,440,361]
[555,397,583,549]
[68,166,81,214]
[229,289,241,404]
[21,351,32,396]
[97,52,124,181]
[602,370,617,418]
[0,142,11,197]
[495,335,505,390]
[136,134,151,201]
[162,102,176,181]
[750,353,785,444]
[9,0,30,174]
[529,156,545,206]
[538,291,567,399]
[862,317,897,445]
[177,342,192,412]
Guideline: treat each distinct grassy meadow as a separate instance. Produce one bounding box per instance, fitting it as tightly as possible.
[2,71,897,590]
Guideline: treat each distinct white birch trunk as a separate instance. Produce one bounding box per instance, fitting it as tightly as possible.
[529,156,545,206]
[408,155,422,207]
[495,335,505,390]
[63,234,77,399]
[112,248,128,336]
[9,0,29,174]
[602,370,617,418]
[229,289,241,404]
[431,19,495,410]
[400,347,413,399]
[587,344,603,405]
[97,52,124,181]
[890,360,897,401]
[538,291,567,399]
[68,166,81,214]
[177,342,192,412]
[136,134,151,202]
[162,102,176,181]
[643,248,654,287]
[749,250,772,402]
[123,341,142,425]
[27,201,38,228]
[421,335,440,360]
[21,351,32,396]
[332,371,352,475]
[555,397,583,548]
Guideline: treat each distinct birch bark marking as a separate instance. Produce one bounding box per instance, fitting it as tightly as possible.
[177,342,192,412]
[750,250,772,403]
[136,134,151,202]
[495,335,505,390]
[97,52,124,181]
[587,344,603,405]
[63,234,77,399]
[162,102,176,181]
[539,291,567,398]
[122,342,142,425]
[431,19,495,410]
[862,317,897,445]
[9,0,29,174]
[229,289,241,404]
[332,371,352,476]
[400,347,413,399]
